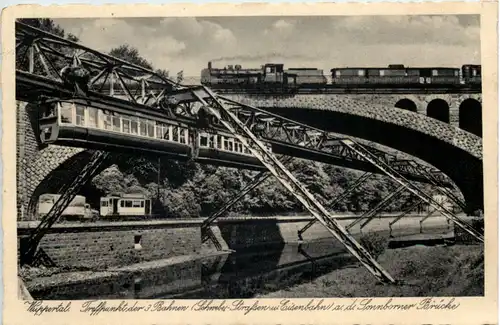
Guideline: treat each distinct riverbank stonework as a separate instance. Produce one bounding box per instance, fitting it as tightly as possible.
[18,220,203,269]
[18,215,455,269]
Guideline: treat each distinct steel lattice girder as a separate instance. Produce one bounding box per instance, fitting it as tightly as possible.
[340,140,483,242]
[193,85,396,283]
[15,21,452,190]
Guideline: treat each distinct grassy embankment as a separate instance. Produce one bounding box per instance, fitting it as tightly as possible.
[258,241,484,298]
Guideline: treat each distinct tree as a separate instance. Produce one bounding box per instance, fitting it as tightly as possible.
[16,18,79,72]
[109,44,153,70]
[17,18,79,42]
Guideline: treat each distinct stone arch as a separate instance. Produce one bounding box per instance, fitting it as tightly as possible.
[255,97,483,214]
[459,99,482,137]
[426,99,450,123]
[395,98,417,112]
[27,150,114,220]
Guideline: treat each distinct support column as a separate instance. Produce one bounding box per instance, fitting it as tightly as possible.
[298,172,374,240]
[21,151,110,266]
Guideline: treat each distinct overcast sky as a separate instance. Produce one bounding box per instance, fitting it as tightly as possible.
[54,15,480,76]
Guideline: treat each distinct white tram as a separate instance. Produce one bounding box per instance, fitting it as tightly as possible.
[100,193,152,217]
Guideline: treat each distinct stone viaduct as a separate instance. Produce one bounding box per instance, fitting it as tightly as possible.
[16,93,483,221]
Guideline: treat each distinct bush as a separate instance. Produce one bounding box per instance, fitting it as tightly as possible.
[360,232,389,260]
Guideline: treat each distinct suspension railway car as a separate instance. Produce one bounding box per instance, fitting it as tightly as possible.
[38,100,270,170]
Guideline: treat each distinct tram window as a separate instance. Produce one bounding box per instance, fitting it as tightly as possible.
[473,70,477,76]
[101,201,108,207]
[88,107,98,127]
[379,70,385,77]
[120,201,124,207]
[133,200,141,208]
[122,119,131,133]
[140,121,147,136]
[141,201,144,208]
[131,121,138,135]
[223,138,229,150]
[125,200,132,208]
[147,123,155,138]
[335,71,341,77]
[432,70,438,76]
[228,141,233,151]
[60,102,73,124]
[75,105,85,126]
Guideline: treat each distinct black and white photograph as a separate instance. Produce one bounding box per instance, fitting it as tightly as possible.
[5,4,496,321]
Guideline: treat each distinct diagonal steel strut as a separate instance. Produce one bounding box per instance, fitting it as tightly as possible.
[194,86,396,284]
[297,172,374,240]
[346,185,406,231]
[389,200,425,237]
[416,169,466,212]
[340,139,483,242]
[21,151,110,265]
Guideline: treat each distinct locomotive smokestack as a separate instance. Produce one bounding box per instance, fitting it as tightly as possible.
[208,61,212,69]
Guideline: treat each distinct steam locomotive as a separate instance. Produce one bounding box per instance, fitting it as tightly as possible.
[200,62,481,90]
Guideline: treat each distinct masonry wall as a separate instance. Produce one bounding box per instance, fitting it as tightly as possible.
[18,215,454,269]
[215,214,453,251]
[18,220,203,269]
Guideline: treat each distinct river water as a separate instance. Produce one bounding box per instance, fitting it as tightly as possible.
[30,239,366,300]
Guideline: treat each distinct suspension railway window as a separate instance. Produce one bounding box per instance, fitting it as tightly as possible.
[131,120,138,135]
[122,119,131,133]
[60,102,73,124]
[76,105,85,126]
[113,116,121,132]
[104,115,112,130]
[88,107,98,128]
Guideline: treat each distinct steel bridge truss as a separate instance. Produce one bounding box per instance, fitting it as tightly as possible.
[165,86,483,283]
[16,22,180,107]
[16,21,482,283]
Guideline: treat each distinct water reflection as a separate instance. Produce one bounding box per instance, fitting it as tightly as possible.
[30,239,358,300]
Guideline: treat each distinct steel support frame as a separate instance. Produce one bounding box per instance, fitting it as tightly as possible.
[297,172,374,240]
[21,151,110,266]
[401,160,466,211]
[345,185,406,232]
[419,208,438,234]
[192,86,396,284]
[340,139,483,242]
[389,200,425,238]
